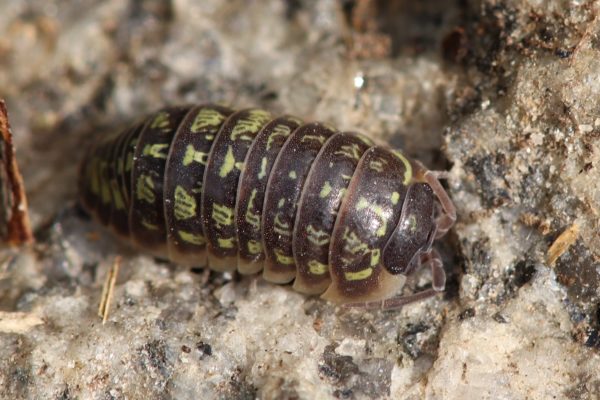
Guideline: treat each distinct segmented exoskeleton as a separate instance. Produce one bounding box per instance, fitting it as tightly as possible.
[79,105,456,308]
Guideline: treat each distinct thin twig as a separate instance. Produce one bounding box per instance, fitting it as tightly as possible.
[98,256,121,324]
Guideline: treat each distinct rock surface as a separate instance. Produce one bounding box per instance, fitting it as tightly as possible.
[1,0,599,399]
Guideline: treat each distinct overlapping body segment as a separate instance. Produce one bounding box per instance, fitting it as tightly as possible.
[163,105,234,267]
[235,115,302,274]
[292,132,372,295]
[261,122,336,283]
[129,106,192,256]
[79,104,456,307]
[201,108,273,271]
[108,123,140,237]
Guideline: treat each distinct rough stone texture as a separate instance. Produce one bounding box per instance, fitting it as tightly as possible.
[1,0,600,399]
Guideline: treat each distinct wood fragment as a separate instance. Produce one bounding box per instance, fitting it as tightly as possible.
[0,311,44,333]
[98,256,121,324]
[547,223,579,266]
[0,99,33,246]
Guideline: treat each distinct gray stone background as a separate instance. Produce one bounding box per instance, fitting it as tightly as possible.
[1,0,600,399]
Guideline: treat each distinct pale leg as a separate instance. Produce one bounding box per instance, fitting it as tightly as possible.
[423,170,456,238]
[343,249,446,310]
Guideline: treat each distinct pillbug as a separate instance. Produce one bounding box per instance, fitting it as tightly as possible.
[79,105,456,309]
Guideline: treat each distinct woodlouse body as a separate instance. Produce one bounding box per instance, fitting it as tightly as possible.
[79,105,455,307]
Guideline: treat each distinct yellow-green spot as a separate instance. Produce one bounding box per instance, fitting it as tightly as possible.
[356,197,369,211]
[212,203,234,227]
[100,180,112,204]
[344,267,373,281]
[150,111,170,130]
[391,191,400,205]
[370,249,380,266]
[308,260,328,275]
[110,180,125,210]
[288,170,297,179]
[136,174,155,204]
[183,144,209,166]
[191,108,225,132]
[142,143,169,159]
[266,124,292,150]
[274,249,294,265]
[355,198,388,237]
[230,110,270,141]
[217,237,235,249]
[141,219,158,230]
[319,181,332,198]
[178,230,206,245]
[174,185,196,220]
[258,157,268,180]
[191,180,203,194]
[219,146,236,177]
[369,159,385,172]
[125,153,134,172]
[334,143,362,161]
[356,133,374,146]
[301,134,326,144]
[245,189,261,229]
[289,116,303,125]
[306,224,330,246]
[273,214,291,236]
[247,240,262,255]
[408,214,417,233]
[375,214,387,237]
[392,150,413,185]
[342,228,369,256]
[277,198,285,208]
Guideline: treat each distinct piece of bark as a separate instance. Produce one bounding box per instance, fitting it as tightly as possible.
[0,99,33,245]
